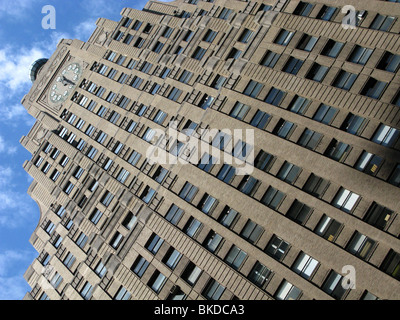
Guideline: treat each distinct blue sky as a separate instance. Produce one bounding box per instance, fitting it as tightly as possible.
[0,0,173,300]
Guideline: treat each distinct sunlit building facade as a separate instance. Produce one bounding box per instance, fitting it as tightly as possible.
[21,0,400,300]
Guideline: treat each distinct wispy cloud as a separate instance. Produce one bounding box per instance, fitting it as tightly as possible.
[0,250,36,300]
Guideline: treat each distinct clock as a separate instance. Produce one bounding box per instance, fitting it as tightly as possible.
[49,62,82,104]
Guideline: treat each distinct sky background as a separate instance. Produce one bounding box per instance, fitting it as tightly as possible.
[0,0,173,300]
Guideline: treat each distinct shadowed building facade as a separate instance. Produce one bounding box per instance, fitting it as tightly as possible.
[21,0,400,300]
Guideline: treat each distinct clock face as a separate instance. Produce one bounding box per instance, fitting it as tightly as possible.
[49,62,82,104]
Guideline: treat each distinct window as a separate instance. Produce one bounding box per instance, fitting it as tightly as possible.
[183,30,194,42]
[298,129,323,150]
[274,29,294,46]
[324,139,351,162]
[127,150,141,166]
[218,206,239,228]
[167,87,183,102]
[203,29,218,43]
[218,8,232,20]
[286,200,313,225]
[73,166,84,179]
[292,252,319,280]
[372,124,400,147]
[341,113,368,135]
[178,70,193,84]
[210,75,226,90]
[165,205,184,225]
[305,63,329,82]
[100,191,114,207]
[316,5,337,21]
[152,41,164,53]
[50,272,63,289]
[377,51,400,72]
[332,187,360,213]
[348,45,373,65]
[313,104,338,125]
[114,286,131,300]
[146,234,164,254]
[192,47,207,60]
[143,23,153,34]
[265,235,290,261]
[380,249,400,280]
[273,119,295,139]
[131,76,143,89]
[243,80,263,98]
[179,182,199,202]
[198,194,218,214]
[142,128,156,143]
[363,202,394,230]
[314,215,343,242]
[332,70,357,91]
[293,2,313,16]
[238,28,254,43]
[232,140,253,161]
[198,94,214,109]
[203,231,223,253]
[321,271,349,299]
[121,212,137,230]
[132,20,142,31]
[140,186,156,204]
[217,164,236,184]
[63,182,75,195]
[238,175,259,196]
[370,14,395,31]
[89,208,103,225]
[297,34,318,52]
[261,187,286,210]
[248,262,272,288]
[264,87,286,107]
[282,57,304,75]
[240,220,264,244]
[76,232,88,249]
[361,78,387,99]
[198,153,216,173]
[181,262,202,286]
[162,26,173,38]
[354,151,383,176]
[80,282,93,300]
[260,51,281,68]
[254,150,275,172]
[163,248,182,270]
[275,280,302,300]
[184,217,202,238]
[95,261,107,278]
[388,164,400,187]
[213,131,232,151]
[131,256,150,278]
[321,39,344,58]
[303,174,330,198]
[225,246,247,270]
[202,279,225,300]
[346,232,376,260]
[277,162,301,184]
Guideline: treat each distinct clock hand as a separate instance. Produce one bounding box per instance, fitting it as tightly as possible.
[61,75,75,86]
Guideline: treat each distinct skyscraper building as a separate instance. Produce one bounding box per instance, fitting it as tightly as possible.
[21,0,400,301]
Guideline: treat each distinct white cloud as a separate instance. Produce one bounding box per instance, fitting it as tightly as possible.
[0,0,40,19]
[0,137,18,156]
[0,250,36,300]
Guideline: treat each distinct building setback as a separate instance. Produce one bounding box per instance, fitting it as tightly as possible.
[21,0,400,300]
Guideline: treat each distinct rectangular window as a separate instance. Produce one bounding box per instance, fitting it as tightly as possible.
[273,119,295,139]
[282,57,304,75]
[229,102,250,120]
[184,217,203,238]
[261,187,286,210]
[380,250,400,280]
[314,215,343,242]
[145,233,164,254]
[332,187,360,213]
[192,47,207,60]
[388,164,400,187]
[377,51,400,72]
[297,34,318,52]
[203,231,223,253]
[238,28,254,43]
[218,206,239,228]
[341,113,368,135]
[274,29,294,46]
[360,78,387,99]
[264,87,286,107]
[348,45,373,65]
[364,202,394,231]
[286,200,313,225]
[372,124,400,147]
[131,256,150,278]
[240,220,264,244]
[370,14,395,31]
[182,262,202,286]
[303,173,330,198]
[265,235,290,261]
[313,104,338,125]
[354,151,383,176]
[218,8,233,20]
[243,80,263,98]
[277,161,302,184]
[165,204,184,226]
[293,2,314,16]
[89,208,103,225]
[202,279,225,300]
[292,252,319,280]
[260,51,281,68]
[198,194,218,214]
[332,70,357,91]
[316,5,337,21]
[325,139,351,162]
[203,29,218,43]
[306,63,329,82]
[248,262,272,288]
[163,248,182,270]
[297,129,323,150]
[321,39,345,58]
[225,245,247,270]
